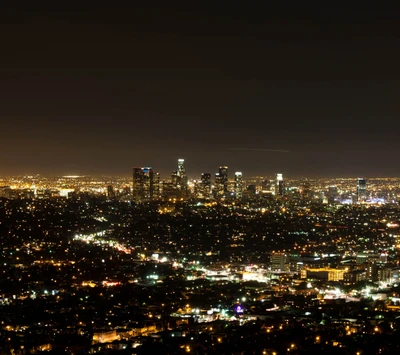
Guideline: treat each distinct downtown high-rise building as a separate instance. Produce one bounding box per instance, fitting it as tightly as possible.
[171,170,178,186]
[276,173,285,196]
[200,173,212,198]
[132,167,154,202]
[219,166,228,195]
[234,172,243,199]
[176,158,188,193]
[214,172,223,197]
[177,159,185,179]
[214,166,228,198]
[357,177,367,203]
[153,172,161,199]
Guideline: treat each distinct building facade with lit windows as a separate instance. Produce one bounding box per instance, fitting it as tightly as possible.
[200,173,212,198]
[234,172,243,199]
[132,167,153,202]
[357,177,367,203]
[276,173,285,196]
[214,166,228,198]
[177,158,188,193]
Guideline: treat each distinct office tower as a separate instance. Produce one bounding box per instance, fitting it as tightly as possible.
[276,173,285,196]
[234,172,243,199]
[171,170,178,186]
[357,177,367,203]
[200,173,212,198]
[177,158,188,193]
[270,253,288,271]
[193,179,200,198]
[219,166,228,195]
[132,167,153,202]
[153,172,161,199]
[161,181,177,199]
[214,172,223,198]
[270,179,276,195]
[177,159,185,179]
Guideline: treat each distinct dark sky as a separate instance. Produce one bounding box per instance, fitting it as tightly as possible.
[1,3,400,178]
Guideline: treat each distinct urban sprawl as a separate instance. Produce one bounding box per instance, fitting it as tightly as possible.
[1,159,400,354]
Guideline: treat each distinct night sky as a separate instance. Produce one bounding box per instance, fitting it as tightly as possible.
[1,3,400,178]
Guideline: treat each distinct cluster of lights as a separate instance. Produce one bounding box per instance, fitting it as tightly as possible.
[73,231,131,254]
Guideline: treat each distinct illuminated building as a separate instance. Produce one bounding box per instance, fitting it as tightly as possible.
[177,158,188,193]
[344,270,367,284]
[161,181,179,199]
[214,166,228,198]
[177,159,185,179]
[242,271,269,282]
[132,167,153,202]
[214,172,223,197]
[356,252,379,264]
[234,172,243,199]
[169,159,188,195]
[200,173,212,198]
[93,330,119,343]
[379,252,388,264]
[153,172,161,199]
[270,253,287,271]
[276,173,285,196]
[301,267,346,282]
[357,177,367,203]
[171,170,178,186]
[219,166,228,194]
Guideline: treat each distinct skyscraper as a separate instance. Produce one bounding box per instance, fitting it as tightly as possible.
[200,173,212,198]
[219,166,228,195]
[132,167,153,202]
[214,172,223,198]
[177,159,185,178]
[213,166,228,198]
[177,158,188,193]
[171,170,178,186]
[357,178,367,203]
[153,172,161,200]
[276,173,285,196]
[234,172,243,199]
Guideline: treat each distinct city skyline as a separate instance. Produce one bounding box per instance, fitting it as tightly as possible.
[0,168,386,181]
[2,4,400,176]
